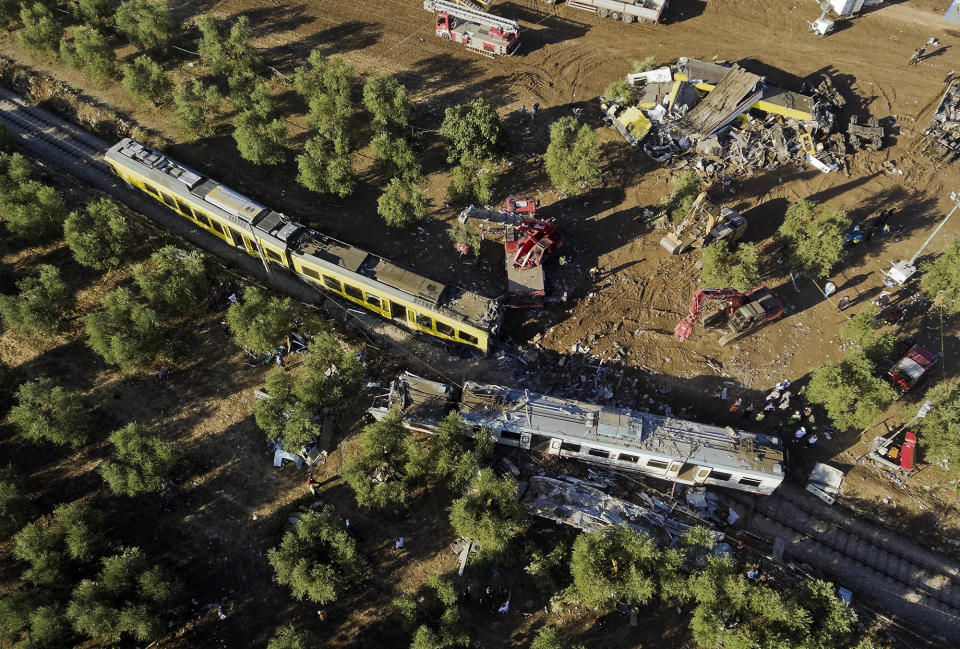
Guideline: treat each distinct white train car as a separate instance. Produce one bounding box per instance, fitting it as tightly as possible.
[369,373,785,495]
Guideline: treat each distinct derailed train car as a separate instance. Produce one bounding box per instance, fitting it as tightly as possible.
[103,139,503,353]
[369,372,786,495]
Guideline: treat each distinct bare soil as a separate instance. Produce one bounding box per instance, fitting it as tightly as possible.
[2,0,960,647]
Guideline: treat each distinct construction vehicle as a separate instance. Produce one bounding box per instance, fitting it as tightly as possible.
[660,192,747,254]
[885,191,960,285]
[423,0,520,57]
[542,0,667,24]
[675,286,783,344]
[886,344,938,397]
[458,198,561,307]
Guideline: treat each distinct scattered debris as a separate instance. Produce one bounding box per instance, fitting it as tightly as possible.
[924,78,960,165]
[806,462,844,505]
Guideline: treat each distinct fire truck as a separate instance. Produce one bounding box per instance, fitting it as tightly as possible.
[423,0,520,57]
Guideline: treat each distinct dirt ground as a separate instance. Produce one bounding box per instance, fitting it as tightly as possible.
[2,0,960,647]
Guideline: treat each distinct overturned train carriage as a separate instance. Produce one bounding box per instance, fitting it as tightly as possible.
[104,139,502,353]
[369,373,786,495]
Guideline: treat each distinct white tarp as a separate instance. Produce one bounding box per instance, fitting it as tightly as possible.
[628,67,673,86]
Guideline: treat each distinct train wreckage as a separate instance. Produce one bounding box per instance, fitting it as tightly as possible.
[368,372,785,495]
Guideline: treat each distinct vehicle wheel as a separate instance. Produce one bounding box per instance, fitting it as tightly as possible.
[622,13,634,23]
[597,8,609,17]
[610,11,621,20]
[442,32,451,40]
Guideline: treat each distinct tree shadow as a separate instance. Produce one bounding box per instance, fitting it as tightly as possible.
[268,20,383,74]
[497,2,589,53]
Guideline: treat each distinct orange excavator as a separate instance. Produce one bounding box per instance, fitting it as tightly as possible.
[675,286,783,345]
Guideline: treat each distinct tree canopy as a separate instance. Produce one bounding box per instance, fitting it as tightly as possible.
[378,178,428,228]
[394,574,468,649]
[567,525,661,609]
[173,80,223,140]
[234,107,287,166]
[195,14,260,78]
[0,152,68,242]
[17,3,63,56]
[0,264,74,335]
[114,0,175,52]
[363,74,411,133]
[67,547,179,643]
[544,116,600,195]
[10,378,88,447]
[99,423,182,496]
[70,0,112,29]
[60,26,117,82]
[132,245,208,314]
[700,240,760,292]
[85,287,167,372]
[342,410,427,510]
[13,503,104,585]
[440,99,509,166]
[920,238,960,313]
[0,466,35,542]
[918,382,960,476]
[777,199,850,278]
[267,505,362,605]
[63,199,137,270]
[121,55,172,104]
[427,412,492,488]
[370,133,421,183]
[254,369,321,450]
[268,625,317,649]
[225,286,293,354]
[529,627,585,649]
[294,331,363,408]
[838,304,894,363]
[449,468,528,556]
[807,348,896,431]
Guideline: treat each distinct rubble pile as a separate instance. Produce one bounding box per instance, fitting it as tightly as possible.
[602,58,885,178]
[924,79,960,165]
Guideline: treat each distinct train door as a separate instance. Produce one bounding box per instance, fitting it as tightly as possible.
[388,301,406,323]
[548,439,563,456]
[519,433,531,450]
[665,461,683,481]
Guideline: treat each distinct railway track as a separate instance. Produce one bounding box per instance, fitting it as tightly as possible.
[731,485,960,639]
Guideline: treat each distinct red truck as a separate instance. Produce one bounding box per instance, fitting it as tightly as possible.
[886,344,938,396]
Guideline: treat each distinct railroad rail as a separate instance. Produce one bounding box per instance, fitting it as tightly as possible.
[730,486,960,641]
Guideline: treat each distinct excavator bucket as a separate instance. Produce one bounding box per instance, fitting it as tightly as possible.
[674,319,695,339]
[660,232,690,254]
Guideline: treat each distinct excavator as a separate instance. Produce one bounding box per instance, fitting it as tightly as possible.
[660,192,747,255]
[675,286,783,345]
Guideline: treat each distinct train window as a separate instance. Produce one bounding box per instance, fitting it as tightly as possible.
[322,275,342,291]
[174,198,191,215]
[647,460,669,469]
[458,331,479,345]
[588,448,610,459]
[365,294,382,309]
[343,284,363,300]
[416,314,433,329]
[194,211,212,228]
[738,477,762,488]
[159,192,178,210]
[500,431,522,441]
[263,248,283,263]
[559,442,581,453]
[617,454,639,463]
[209,220,226,235]
[141,182,160,198]
[436,321,455,337]
[710,471,732,482]
[301,267,321,280]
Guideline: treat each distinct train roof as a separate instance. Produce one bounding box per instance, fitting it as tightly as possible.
[106,139,502,332]
[459,382,783,475]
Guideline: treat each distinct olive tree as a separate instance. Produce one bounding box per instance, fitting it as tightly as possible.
[370,133,421,182]
[663,169,700,223]
[254,370,321,450]
[0,152,68,242]
[173,81,223,140]
[342,410,427,510]
[567,525,661,609]
[449,469,528,556]
[920,238,960,313]
[225,286,293,354]
[122,55,171,104]
[114,0,175,52]
[17,3,63,56]
[544,116,600,195]
[295,51,353,140]
[234,108,287,166]
[268,625,317,649]
[1,0,20,29]
[59,26,116,82]
[918,382,960,476]
[0,466,35,542]
[700,241,760,292]
[838,304,894,363]
[394,575,468,649]
[449,221,481,258]
[13,504,104,585]
[64,199,137,270]
[297,133,354,197]
[132,245,207,314]
[378,178,428,228]
[807,348,896,431]
[363,74,411,133]
[70,0,112,29]
[294,331,363,408]
[530,627,585,649]
[67,547,179,643]
[10,378,88,447]
[0,596,73,649]
[777,199,850,279]
[85,287,167,372]
[440,98,509,166]
[267,505,362,605]
[195,14,261,77]
[428,412,492,488]
[99,423,181,496]
[0,265,74,335]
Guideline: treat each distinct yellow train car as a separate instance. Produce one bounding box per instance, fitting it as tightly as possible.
[104,138,502,353]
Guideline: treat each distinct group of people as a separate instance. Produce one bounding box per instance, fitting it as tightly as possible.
[519,103,540,122]
[910,37,941,66]
[730,379,826,451]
